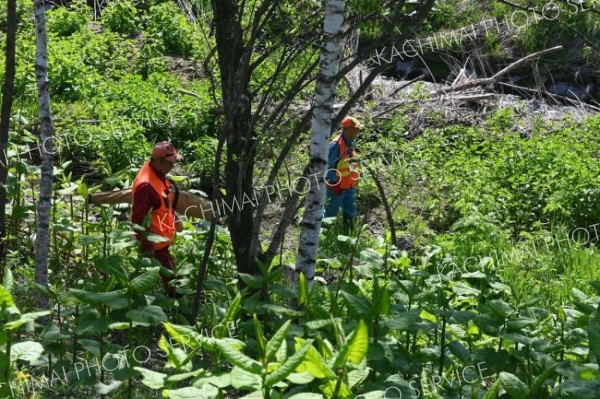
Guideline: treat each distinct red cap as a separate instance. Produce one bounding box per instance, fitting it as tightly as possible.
[151,141,183,162]
[341,116,363,129]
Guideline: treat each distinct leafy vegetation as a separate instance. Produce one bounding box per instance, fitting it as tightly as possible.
[1,0,600,398]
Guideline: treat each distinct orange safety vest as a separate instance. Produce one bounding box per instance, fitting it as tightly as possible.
[329,134,359,190]
[131,162,176,250]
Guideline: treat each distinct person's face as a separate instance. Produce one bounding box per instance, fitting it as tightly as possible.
[343,126,360,140]
[154,158,175,174]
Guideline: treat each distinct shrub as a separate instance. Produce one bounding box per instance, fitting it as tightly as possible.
[146,2,196,56]
[47,0,91,37]
[102,0,139,34]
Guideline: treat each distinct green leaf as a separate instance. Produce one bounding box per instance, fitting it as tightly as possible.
[589,311,600,363]
[215,340,264,375]
[222,292,242,326]
[286,372,315,384]
[335,320,369,368]
[483,378,501,399]
[95,255,129,282]
[265,339,313,388]
[131,268,160,293]
[10,341,44,363]
[95,380,123,395]
[265,320,291,362]
[3,268,14,293]
[531,364,557,395]
[499,372,530,399]
[341,292,370,318]
[163,323,205,350]
[298,272,309,306]
[239,273,263,289]
[295,338,335,379]
[162,387,209,399]
[70,289,129,309]
[448,340,470,363]
[253,314,267,360]
[305,319,342,330]
[230,366,262,390]
[126,305,168,326]
[347,320,369,365]
[0,285,15,308]
[386,309,421,331]
[488,300,515,318]
[286,393,323,399]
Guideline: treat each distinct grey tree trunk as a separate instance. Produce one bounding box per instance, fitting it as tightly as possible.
[0,0,17,272]
[295,0,346,287]
[34,0,54,311]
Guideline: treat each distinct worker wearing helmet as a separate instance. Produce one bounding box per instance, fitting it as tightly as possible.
[131,141,184,297]
[324,116,362,228]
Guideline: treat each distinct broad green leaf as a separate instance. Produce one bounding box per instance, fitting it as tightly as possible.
[305,319,342,330]
[320,379,351,398]
[239,273,263,289]
[215,340,264,375]
[295,338,335,379]
[10,341,44,363]
[164,323,206,350]
[76,317,110,335]
[126,305,168,326]
[162,387,209,399]
[78,339,101,357]
[499,372,529,399]
[95,380,123,395]
[588,311,600,363]
[488,300,515,318]
[265,320,291,362]
[265,338,313,388]
[386,309,421,331]
[448,340,470,363]
[341,292,370,318]
[193,374,231,389]
[230,366,262,390]
[0,285,15,308]
[131,268,160,293]
[286,372,315,384]
[3,268,13,293]
[70,289,129,309]
[165,369,204,383]
[95,255,128,282]
[347,320,369,365]
[287,393,323,399]
[348,368,370,388]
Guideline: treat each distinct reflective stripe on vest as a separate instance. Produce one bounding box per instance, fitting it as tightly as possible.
[331,134,359,190]
[131,162,176,250]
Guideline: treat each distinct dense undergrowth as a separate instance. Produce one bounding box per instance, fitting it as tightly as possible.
[1,0,600,398]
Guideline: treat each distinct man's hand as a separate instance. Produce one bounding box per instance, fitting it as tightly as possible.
[175,212,183,232]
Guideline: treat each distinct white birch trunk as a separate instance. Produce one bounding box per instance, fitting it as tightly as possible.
[295,0,345,288]
[34,0,54,311]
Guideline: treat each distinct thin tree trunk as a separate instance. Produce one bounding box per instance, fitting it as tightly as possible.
[211,0,261,278]
[0,0,17,273]
[34,0,54,311]
[295,0,346,287]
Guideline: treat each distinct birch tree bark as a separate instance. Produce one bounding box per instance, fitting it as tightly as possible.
[295,0,345,286]
[0,0,17,271]
[34,0,54,311]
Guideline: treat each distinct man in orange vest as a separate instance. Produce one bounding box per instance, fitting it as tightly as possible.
[131,141,184,297]
[324,116,362,228]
